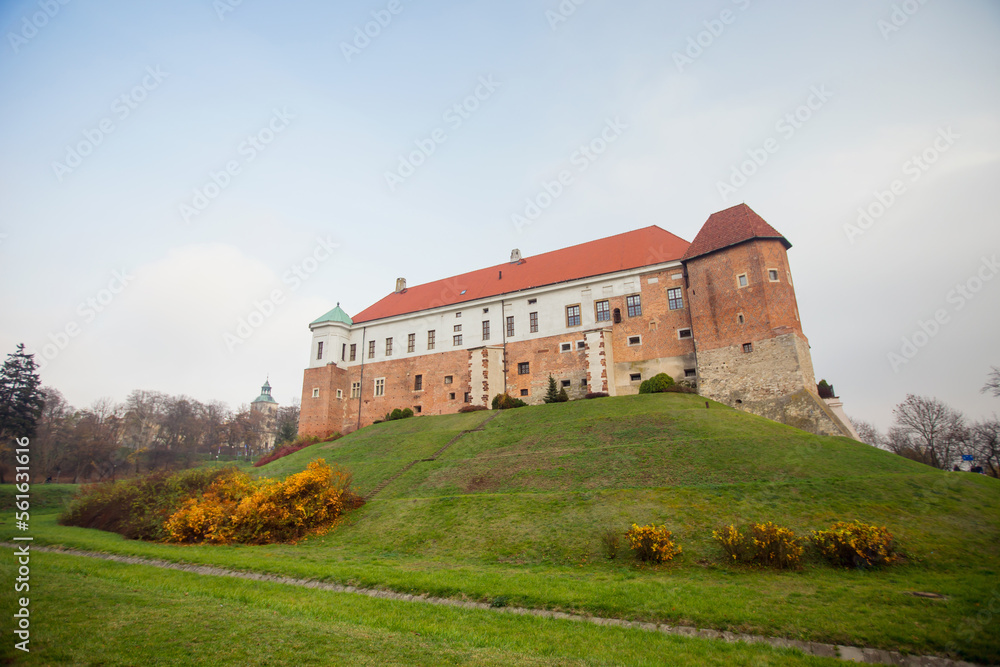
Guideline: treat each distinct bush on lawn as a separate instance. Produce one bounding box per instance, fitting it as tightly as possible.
[812,521,897,569]
[626,523,682,563]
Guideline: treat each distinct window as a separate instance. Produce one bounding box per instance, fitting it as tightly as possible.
[685,368,697,378]
[350,382,361,398]
[349,344,356,361]
[561,342,572,352]
[385,338,393,356]
[581,378,588,386]
[667,288,684,310]
[414,405,422,413]
[407,333,415,353]
[566,304,581,327]
[464,392,471,403]
[449,392,456,400]
[368,340,375,359]
[414,374,423,391]
[742,343,753,353]
[453,334,463,346]
[529,311,538,333]
[374,378,385,396]
[737,313,745,325]
[341,343,346,361]
[444,375,453,384]
[613,308,622,323]
[678,328,692,339]
[630,373,642,382]
[455,311,462,317]
[482,320,490,340]
[576,340,585,350]
[454,324,462,332]
[595,299,611,322]
[561,380,571,388]
[336,389,343,399]
[427,330,436,350]
[483,307,489,313]
[312,388,319,398]
[520,389,528,396]
[768,269,779,282]
[737,273,748,288]
[316,341,324,360]
[506,316,515,337]
[628,335,641,346]
[518,362,530,375]
[527,298,537,305]
[626,294,642,317]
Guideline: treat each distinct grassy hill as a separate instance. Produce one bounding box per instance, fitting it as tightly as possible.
[9,393,1000,663]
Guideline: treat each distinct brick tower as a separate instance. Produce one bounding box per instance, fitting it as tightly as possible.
[682,204,852,437]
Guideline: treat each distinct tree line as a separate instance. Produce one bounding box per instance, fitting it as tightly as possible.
[851,367,1000,477]
[0,344,299,483]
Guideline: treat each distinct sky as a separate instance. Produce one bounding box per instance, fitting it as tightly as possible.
[1,0,998,430]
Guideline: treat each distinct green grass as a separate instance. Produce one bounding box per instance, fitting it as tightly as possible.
[0,551,841,666]
[7,393,1000,663]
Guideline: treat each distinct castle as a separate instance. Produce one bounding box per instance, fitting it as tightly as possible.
[298,204,856,439]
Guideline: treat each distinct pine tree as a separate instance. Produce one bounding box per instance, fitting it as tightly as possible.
[0,344,45,483]
[543,375,560,404]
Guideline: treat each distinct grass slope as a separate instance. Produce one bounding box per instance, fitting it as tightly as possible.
[7,394,999,662]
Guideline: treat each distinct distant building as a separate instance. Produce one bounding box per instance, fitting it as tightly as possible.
[299,204,857,439]
[250,378,279,450]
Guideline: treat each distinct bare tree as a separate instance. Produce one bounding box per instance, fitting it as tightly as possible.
[983,366,1000,398]
[33,387,74,481]
[891,395,967,469]
[970,419,1000,477]
[849,418,883,447]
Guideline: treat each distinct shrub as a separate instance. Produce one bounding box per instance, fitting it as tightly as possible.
[585,392,609,399]
[254,434,325,468]
[812,521,897,569]
[166,459,359,545]
[625,523,682,563]
[383,408,415,422]
[712,522,804,569]
[458,405,488,413]
[401,408,414,419]
[389,408,403,421]
[557,388,569,402]
[59,466,234,540]
[662,384,695,394]
[639,373,676,394]
[600,526,621,560]
[491,393,527,410]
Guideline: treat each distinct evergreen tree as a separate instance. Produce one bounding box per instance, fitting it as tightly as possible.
[558,387,569,402]
[0,344,45,483]
[543,375,560,404]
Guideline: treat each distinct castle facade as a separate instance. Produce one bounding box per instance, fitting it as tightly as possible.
[298,204,855,439]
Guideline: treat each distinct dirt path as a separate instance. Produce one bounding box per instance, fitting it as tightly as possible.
[9,543,982,667]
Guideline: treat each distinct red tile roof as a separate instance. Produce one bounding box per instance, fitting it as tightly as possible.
[680,204,789,261]
[351,226,690,324]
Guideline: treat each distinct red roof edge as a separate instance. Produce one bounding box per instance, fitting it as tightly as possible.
[681,204,790,262]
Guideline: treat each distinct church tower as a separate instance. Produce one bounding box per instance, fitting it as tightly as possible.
[250,378,279,449]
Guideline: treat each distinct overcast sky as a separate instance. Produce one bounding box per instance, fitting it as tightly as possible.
[1,0,997,429]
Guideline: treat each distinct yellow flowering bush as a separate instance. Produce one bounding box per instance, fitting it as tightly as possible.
[812,521,897,569]
[625,523,682,563]
[712,522,804,569]
[165,460,357,545]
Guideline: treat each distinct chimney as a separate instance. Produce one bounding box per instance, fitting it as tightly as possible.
[395,277,406,293]
[510,249,522,263]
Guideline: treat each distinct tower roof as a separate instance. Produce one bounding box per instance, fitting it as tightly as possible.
[352,226,690,324]
[251,378,277,405]
[681,204,790,262]
[311,303,353,326]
